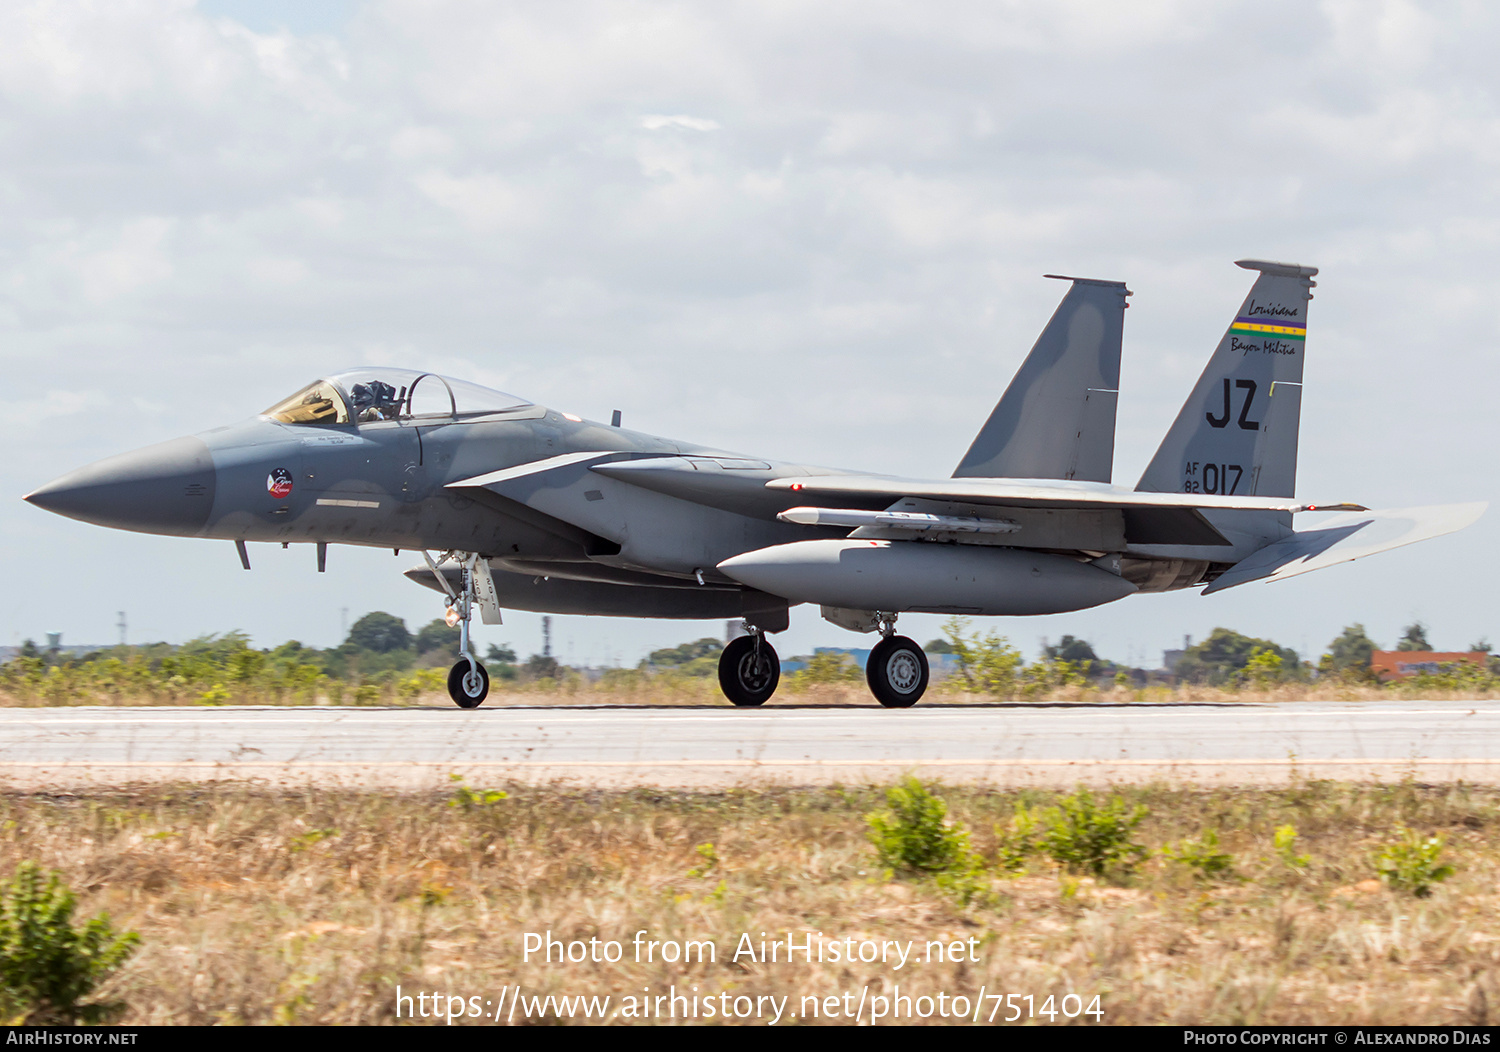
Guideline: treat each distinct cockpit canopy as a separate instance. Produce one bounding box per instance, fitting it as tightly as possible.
[263,369,531,426]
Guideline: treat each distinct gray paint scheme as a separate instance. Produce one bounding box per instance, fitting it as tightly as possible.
[1202,503,1486,593]
[954,276,1128,483]
[21,264,1482,638]
[1137,259,1316,498]
[410,563,789,623]
[719,539,1137,615]
[25,435,216,535]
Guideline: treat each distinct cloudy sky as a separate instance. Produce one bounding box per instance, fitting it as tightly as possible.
[4,0,1498,667]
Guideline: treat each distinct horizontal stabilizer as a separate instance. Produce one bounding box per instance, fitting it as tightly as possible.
[1202,503,1486,593]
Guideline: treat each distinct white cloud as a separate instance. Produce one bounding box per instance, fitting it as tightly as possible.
[640,115,721,132]
[4,389,108,439]
[388,125,454,160]
[413,170,532,230]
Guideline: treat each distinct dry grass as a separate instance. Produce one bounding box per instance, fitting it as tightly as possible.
[5,678,1484,710]
[448,680,1500,707]
[4,780,1500,1025]
[456,675,1500,707]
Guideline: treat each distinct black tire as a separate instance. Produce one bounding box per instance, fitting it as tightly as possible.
[866,635,928,708]
[447,660,489,708]
[718,635,780,707]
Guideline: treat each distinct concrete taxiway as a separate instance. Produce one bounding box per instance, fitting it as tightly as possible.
[0,699,1497,789]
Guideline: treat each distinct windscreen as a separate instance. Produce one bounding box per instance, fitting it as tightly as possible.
[262,380,349,425]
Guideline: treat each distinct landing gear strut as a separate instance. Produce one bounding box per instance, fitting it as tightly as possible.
[718,629,780,707]
[425,551,490,708]
[865,614,929,708]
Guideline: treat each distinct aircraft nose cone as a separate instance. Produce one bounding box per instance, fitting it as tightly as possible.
[24,436,217,536]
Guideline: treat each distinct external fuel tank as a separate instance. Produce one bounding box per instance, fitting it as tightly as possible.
[717,539,1137,615]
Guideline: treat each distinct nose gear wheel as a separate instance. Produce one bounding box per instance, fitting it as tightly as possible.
[448,660,490,708]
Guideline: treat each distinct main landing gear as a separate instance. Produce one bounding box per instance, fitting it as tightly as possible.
[425,551,490,708]
[713,613,930,708]
[867,635,929,707]
[718,630,780,707]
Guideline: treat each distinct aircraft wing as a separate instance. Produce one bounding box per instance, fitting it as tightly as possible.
[759,475,1366,549]
[1201,502,1486,593]
[762,474,1329,512]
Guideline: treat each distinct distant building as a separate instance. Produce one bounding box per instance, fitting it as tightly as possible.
[819,646,872,670]
[780,647,961,678]
[1162,635,1193,673]
[0,641,112,664]
[1370,650,1488,682]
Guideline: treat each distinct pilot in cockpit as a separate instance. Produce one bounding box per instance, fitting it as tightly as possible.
[349,380,402,422]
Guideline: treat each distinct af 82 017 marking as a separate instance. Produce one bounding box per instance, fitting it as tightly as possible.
[1183,462,1244,495]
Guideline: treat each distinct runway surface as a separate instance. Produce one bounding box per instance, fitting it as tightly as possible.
[1,699,1498,789]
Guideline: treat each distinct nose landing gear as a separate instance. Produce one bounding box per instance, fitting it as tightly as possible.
[424,551,491,708]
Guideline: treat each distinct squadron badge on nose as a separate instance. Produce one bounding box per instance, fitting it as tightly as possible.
[267,468,294,499]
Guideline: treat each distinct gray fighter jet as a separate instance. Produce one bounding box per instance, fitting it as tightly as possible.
[24,260,1483,708]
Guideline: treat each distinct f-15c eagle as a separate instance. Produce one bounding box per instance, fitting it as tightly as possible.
[25,260,1482,708]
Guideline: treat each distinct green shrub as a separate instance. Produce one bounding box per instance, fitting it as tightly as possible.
[351,684,383,706]
[1020,657,1092,697]
[866,779,987,904]
[1162,829,1236,881]
[0,862,139,1024]
[785,651,863,689]
[1273,824,1310,870]
[941,618,1025,697]
[396,668,445,701]
[687,842,719,879]
[993,804,1041,873]
[868,778,970,873]
[870,774,972,876]
[1242,647,1285,688]
[447,774,508,811]
[1376,826,1455,898]
[1037,790,1148,878]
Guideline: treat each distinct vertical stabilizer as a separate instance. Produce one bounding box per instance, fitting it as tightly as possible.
[953,275,1129,482]
[1136,260,1316,498]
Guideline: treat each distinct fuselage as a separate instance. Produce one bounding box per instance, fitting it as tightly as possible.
[23,367,1272,627]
